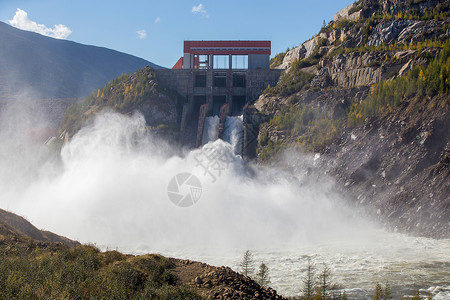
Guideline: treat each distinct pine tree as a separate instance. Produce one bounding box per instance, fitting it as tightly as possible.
[256,263,270,287]
[318,264,331,300]
[302,259,316,300]
[383,281,392,299]
[374,283,384,300]
[240,250,255,277]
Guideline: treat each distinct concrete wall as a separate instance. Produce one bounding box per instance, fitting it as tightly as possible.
[155,69,282,112]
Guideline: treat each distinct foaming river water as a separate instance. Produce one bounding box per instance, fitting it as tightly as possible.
[1,112,448,300]
[130,233,450,299]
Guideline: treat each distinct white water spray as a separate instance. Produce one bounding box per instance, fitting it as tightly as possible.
[222,115,243,156]
[201,115,220,145]
[0,112,449,299]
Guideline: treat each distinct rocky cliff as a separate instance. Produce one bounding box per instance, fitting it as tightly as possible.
[255,0,449,238]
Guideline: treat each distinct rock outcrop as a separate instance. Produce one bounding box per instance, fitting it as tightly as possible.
[254,0,449,238]
[173,259,286,300]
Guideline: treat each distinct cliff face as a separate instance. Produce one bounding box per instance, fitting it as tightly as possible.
[256,0,449,238]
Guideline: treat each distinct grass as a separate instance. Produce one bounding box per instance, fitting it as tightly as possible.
[0,239,203,300]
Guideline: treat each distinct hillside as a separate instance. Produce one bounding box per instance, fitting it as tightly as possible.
[0,209,283,300]
[59,66,180,140]
[253,0,449,238]
[0,21,162,100]
[0,208,79,246]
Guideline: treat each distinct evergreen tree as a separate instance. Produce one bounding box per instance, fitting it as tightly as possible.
[383,281,392,300]
[318,264,332,300]
[302,259,316,300]
[374,283,384,300]
[240,250,255,277]
[256,262,270,287]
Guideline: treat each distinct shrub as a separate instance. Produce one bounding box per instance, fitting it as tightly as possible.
[348,40,449,125]
[264,60,315,96]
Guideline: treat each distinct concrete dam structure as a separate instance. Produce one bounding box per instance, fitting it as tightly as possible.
[155,41,282,157]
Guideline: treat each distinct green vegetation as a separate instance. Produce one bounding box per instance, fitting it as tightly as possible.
[348,40,449,125]
[328,39,447,57]
[348,1,363,15]
[264,60,315,97]
[255,263,270,287]
[271,47,290,69]
[297,261,348,300]
[239,250,255,277]
[0,238,202,299]
[259,39,448,162]
[373,282,392,300]
[60,67,176,137]
[263,104,342,154]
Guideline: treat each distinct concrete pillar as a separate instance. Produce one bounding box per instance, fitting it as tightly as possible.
[229,54,232,70]
[210,54,214,69]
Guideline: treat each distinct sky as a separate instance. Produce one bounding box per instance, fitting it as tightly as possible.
[0,0,355,68]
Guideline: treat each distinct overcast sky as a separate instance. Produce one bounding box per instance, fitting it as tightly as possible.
[0,0,354,68]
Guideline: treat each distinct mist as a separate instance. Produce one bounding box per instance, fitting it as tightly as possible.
[0,110,378,250]
[1,108,450,298]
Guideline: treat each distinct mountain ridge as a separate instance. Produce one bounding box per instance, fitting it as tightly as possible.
[0,21,162,100]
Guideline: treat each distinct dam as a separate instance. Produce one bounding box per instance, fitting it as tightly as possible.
[155,41,282,157]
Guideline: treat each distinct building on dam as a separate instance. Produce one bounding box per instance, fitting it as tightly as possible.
[155,41,282,155]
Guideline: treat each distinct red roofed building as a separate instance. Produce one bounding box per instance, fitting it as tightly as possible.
[173,41,271,70]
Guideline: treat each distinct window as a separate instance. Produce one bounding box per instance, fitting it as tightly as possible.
[194,55,209,69]
[194,73,207,87]
[213,55,229,69]
[213,72,227,87]
[232,55,248,69]
[233,73,246,87]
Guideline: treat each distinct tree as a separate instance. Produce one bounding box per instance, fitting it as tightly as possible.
[240,250,255,277]
[374,283,384,300]
[256,263,270,287]
[318,264,332,300]
[302,259,316,300]
[411,290,422,300]
[384,281,392,300]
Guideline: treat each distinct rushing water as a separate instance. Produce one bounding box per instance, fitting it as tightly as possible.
[1,112,449,300]
[127,233,450,299]
[222,115,243,156]
[201,116,220,145]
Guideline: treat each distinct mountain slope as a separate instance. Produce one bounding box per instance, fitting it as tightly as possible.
[253,0,449,238]
[0,209,283,300]
[0,208,79,246]
[0,21,162,100]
